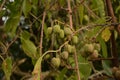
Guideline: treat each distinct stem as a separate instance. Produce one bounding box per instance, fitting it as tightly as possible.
[40,11,46,55]
[105,0,119,67]
[67,0,73,29]
[0,0,6,11]
[67,0,81,80]
[74,49,81,80]
[40,11,46,79]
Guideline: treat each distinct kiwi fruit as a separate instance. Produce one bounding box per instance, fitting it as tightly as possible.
[72,36,78,44]
[84,43,94,53]
[53,25,61,33]
[44,54,50,60]
[51,57,61,67]
[59,29,64,38]
[90,50,99,59]
[47,27,52,35]
[64,27,72,35]
[65,44,72,53]
[94,43,101,51]
[61,51,69,59]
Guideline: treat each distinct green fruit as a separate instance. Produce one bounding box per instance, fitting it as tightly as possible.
[59,29,64,38]
[64,27,72,35]
[84,43,94,53]
[51,57,61,67]
[71,46,76,53]
[47,27,52,35]
[53,25,61,33]
[44,54,50,60]
[94,43,101,51]
[61,51,69,59]
[72,36,78,44]
[84,15,89,22]
[65,44,72,53]
[90,50,99,59]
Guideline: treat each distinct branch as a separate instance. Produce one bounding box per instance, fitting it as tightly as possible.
[88,57,114,61]
[67,0,73,29]
[105,0,120,34]
[105,0,119,67]
[40,11,46,55]
[39,11,46,80]
[67,0,81,80]
[0,0,6,11]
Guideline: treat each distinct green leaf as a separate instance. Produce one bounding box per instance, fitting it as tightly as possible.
[4,13,20,37]
[55,68,67,80]
[32,0,38,5]
[78,4,84,24]
[102,61,112,76]
[96,0,105,17]
[20,30,31,40]
[97,36,108,58]
[59,0,65,6]
[2,57,12,80]
[78,55,92,80]
[86,26,101,38]
[21,38,37,58]
[32,56,42,80]
[101,27,111,42]
[22,0,32,17]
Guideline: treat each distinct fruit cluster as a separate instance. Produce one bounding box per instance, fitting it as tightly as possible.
[46,24,78,44]
[50,44,76,68]
[46,24,79,68]
[80,43,101,59]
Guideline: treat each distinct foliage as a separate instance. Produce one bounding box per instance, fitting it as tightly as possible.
[0,0,120,80]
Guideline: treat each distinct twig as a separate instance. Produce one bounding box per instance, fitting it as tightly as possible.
[67,0,73,30]
[0,0,6,11]
[39,11,46,80]
[67,0,81,80]
[83,3,99,19]
[40,11,46,55]
[88,57,114,61]
[4,35,18,56]
[0,55,4,61]
[74,48,81,80]
[42,41,69,57]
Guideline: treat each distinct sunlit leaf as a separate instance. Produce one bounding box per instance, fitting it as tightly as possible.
[101,27,111,42]
[2,57,12,80]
